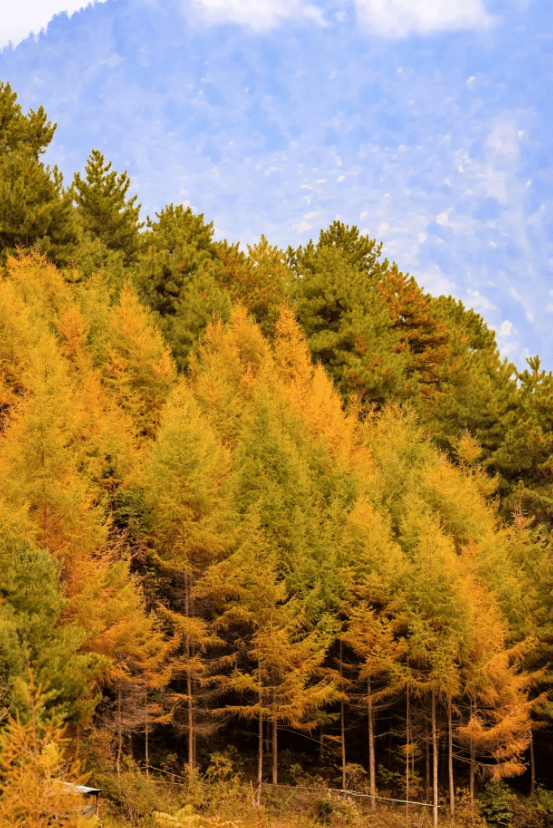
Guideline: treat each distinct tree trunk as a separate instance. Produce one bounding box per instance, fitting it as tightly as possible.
[185,573,194,771]
[448,698,454,820]
[368,678,376,811]
[145,692,150,779]
[272,721,278,785]
[470,702,476,811]
[406,685,411,820]
[530,729,536,796]
[272,688,278,786]
[116,684,122,778]
[431,689,438,828]
[340,640,346,793]
[425,725,430,803]
[319,724,324,759]
[256,687,263,808]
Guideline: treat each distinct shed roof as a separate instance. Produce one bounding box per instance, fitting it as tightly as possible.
[63,783,102,795]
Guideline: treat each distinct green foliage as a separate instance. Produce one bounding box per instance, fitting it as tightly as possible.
[4,78,553,828]
[0,542,104,722]
[0,81,55,159]
[109,485,153,536]
[132,204,231,372]
[289,237,403,408]
[211,234,294,340]
[479,781,513,827]
[71,150,144,265]
[0,82,79,268]
[533,786,553,817]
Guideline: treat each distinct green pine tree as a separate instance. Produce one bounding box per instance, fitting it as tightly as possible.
[0,82,79,268]
[0,541,105,724]
[132,204,231,371]
[71,149,144,265]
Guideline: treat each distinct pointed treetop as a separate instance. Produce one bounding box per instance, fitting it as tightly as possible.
[0,81,56,160]
[71,149,144,264]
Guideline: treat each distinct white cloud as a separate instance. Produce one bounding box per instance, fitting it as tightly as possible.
[353,0,496,38]
[467,288,497,314]
[0,1,109,50]
[498,320,513,337]
[189,0,327,31]
[485,121,520,163]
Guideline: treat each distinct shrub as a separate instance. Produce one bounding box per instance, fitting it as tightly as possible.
[478,781,513,827]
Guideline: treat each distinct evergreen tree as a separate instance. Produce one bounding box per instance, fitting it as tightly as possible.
[482,356,553,539]
[418,293,520,474]
[0,82,79,268]
[0,542,104,723]
[210,235,293,340]
[133,204,231,372]
[71,149,144,264]
[374,267,451,403]
[286,224,415,411]
[286,218,389,279]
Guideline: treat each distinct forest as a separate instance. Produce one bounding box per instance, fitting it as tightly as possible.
[1,79,553,828]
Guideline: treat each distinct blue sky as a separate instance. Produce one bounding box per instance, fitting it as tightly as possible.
[1,0,551,375]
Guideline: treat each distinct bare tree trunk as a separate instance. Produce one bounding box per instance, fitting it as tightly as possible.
[530,729,536,796]
[272,719,278,785]
[116,684,122,778]
[340,640,346,793]
[425,724,430,803]
[448,698,454,821]
[145,692,149,779]
[368,678,376,811]
[432,689,438,828]
[185,573,194,772]
[406,685,411,821]
[470,702,476,811]
[256,686,263,808]
[319,724,324,759]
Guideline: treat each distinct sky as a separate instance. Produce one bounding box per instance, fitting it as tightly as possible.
[0,0,552,375]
